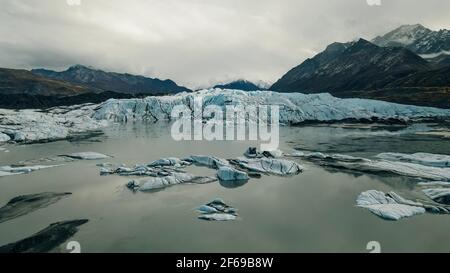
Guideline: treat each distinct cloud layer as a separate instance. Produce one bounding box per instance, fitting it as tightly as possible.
[0,0,449,88]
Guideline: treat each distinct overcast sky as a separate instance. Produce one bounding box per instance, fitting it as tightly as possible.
[0,0,449,88]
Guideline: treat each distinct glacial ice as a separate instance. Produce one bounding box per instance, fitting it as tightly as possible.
[232,157,303,176]
[0,219,89,253]
[2,89,450,144]
[0,165,62,177]
[357,190,426,221]
[94,89,450,125]
[62,152,110,160]
[127,173,217,191]
[376,153,450,168]
[198,213,237,221]
[357,190,450,220]
[0,105,107,143]
[217,166,250,181]
[187,155,230,169]
[244,147,284,158]
[292,151,450,181]
[197,199,238,221]
[148,158,191,168]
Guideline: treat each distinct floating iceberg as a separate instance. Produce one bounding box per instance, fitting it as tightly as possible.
[101,164,185,177]
[0,193,71,224]
[356,190,426,221]
[197,199,238,221]
[148,158,190,168]
[217,166,250,181]
[376,153,450,168]
[127,173,217,191]
[292,151,450,181]
[357,190,450,221]
[0,165,62,177]
[62,152,110,160]
[244,147,283,158]
[187,155,230,169]
[0,219,88,253]
[232,157,303,176]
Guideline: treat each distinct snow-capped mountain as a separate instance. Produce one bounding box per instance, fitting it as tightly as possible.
[372,24,450,56]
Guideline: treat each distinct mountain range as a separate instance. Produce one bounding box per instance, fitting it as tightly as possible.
[1,24,449,109]
[0,65,191,109]
[271,24,450,108]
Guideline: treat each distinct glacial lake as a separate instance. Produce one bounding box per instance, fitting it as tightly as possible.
[1,122,450,253]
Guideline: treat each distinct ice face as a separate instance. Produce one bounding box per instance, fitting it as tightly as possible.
[2,89,450,144]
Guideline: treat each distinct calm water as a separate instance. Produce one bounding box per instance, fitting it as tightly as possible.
[0,122,450,253]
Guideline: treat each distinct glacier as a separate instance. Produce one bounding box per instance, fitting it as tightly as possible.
[1,89,450,144]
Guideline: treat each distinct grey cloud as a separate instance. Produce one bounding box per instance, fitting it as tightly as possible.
[0,0,449,88]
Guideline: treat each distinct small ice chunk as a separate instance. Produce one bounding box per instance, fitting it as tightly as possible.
[196,199,238,221]
[63,152,110,160]
[217,167,249,181]
[357,190,426,221]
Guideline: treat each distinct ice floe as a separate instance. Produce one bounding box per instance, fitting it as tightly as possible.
[127,173,217,191]
[0,219,88,253]
[0,193,71,223]
[217,166,250,181]
[197,199,238,221]
[101,164,185,177]
[62,152,110,160]
[357,190,426,221]
[231,157,303,176]
[376,152,450,168]
[357,190,450,221]
[0,165,62,177]
[187,155,230,169]
[148,158,191,168]
[291,151,450,181]
[244,147,283,158]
